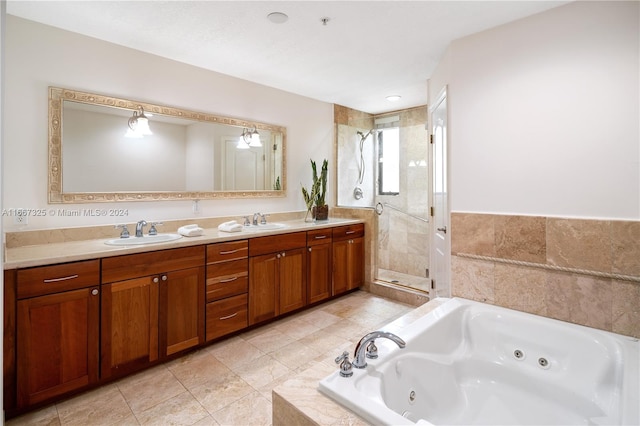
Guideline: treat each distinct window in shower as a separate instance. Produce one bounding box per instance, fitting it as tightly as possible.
[377,127,400,195]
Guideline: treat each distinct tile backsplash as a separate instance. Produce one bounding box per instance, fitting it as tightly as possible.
[451,212,640,338]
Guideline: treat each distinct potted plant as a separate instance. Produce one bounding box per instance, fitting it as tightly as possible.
[301,158,328,222]
[312,159,329,220]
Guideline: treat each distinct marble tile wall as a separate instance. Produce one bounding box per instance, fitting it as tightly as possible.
[451,212,640,338]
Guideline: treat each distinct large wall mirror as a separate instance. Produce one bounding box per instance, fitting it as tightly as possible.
[48,87,286,203]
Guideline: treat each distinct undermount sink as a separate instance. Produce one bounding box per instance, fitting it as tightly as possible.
[245,223,288,231]
[105,233,183,246]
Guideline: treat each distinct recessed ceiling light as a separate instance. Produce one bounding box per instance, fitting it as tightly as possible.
[386,95,402,102]
[267,12,288,24]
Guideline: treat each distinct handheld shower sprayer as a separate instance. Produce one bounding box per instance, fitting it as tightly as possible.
[354,129,375,200]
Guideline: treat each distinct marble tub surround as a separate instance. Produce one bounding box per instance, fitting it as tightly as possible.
[6,291,414,426]
[272,297,446,425]
[3,215,361,269]
[451,212,640,338]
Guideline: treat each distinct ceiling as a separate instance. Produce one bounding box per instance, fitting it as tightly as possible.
[7,1,570,114]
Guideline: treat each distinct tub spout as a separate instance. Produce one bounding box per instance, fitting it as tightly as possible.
[353,331,405,369]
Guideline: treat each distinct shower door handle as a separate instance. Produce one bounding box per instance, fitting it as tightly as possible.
[437,226,447,234]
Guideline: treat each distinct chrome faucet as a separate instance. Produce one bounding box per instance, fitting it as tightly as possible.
[252,212,261,226]
[135,220,147,237]
[352,331,405,369]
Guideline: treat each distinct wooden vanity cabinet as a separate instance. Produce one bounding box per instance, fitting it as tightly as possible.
[248,232,307,325]
[15,260,100,408]
[306,228,333,305]
[205,240,249,341]
[101,246,205,379]
[332,224,365,295]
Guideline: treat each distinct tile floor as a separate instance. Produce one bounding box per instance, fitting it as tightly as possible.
[7,291,413,425]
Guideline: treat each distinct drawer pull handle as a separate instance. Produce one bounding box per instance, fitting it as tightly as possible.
[219,249,243,255]
[219,276,238,283]
[314,235,327,239]
[43,274,79,283]
[345,230,356,234]
[219,312,238,320]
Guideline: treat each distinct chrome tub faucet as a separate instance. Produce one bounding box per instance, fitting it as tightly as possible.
[352,331,406,369]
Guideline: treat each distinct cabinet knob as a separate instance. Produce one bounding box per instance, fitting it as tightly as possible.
[281,252,286,257]
[308,247,312,252]
[161,275,168,281]
[153,277,159,283]
[276,253,281,259]
[91,288,99,296]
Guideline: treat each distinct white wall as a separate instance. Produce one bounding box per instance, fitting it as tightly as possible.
[3,16,333,230]
[430,1,639,220]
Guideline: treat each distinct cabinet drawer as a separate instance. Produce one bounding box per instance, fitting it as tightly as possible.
[307,229,332,246]
[206,294,248,341]
[332,223,364,240]
[207,240,248,264]
[102,246,205,283]
[17,259,100,299]
[206,259,248,302]
[249,231,306,256]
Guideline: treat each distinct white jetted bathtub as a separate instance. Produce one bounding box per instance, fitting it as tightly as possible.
[319,298,640,425]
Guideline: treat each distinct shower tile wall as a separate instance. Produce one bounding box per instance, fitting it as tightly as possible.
[451,212,640,338]
[334,105,375,208]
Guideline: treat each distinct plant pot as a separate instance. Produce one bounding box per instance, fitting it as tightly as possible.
[313,205,329,221]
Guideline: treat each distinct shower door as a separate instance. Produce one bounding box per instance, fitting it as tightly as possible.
[373,111,431,293]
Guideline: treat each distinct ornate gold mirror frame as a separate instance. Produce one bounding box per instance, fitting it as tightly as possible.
[48,87,287,203]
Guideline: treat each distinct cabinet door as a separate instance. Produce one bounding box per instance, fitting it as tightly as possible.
[307,242,332,304]
[161,267,205,357]
[101,276,159,379]
[248,253,278,325]
[332,236,364,295]
[17,287,99,407]
[279,247,307,315]
[332,239,350,295]
[349,237,364,289]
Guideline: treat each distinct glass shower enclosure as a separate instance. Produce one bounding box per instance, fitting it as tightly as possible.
[336,106,430,294]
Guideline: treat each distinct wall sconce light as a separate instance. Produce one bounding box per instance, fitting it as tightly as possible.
[125,106,153,138]
[237,126,262,149]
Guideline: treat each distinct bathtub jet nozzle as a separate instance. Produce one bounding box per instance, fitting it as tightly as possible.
[353,330,406,369]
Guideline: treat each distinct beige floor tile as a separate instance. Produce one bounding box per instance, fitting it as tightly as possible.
[117,366,186,414]
[269,340,317,370]
[5,404,60,426]
[271,316,321,340]
[233,354,291,389]
[166,349,232,390]
[134,390,209,426]
[56,384,136,426]
[211,391,272,426]
[243,328,295,354]
[189,370,254,414]
[299,328,351,353]
[191,415,220,425]
[207,337,265,370]
[296,309,342,329]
